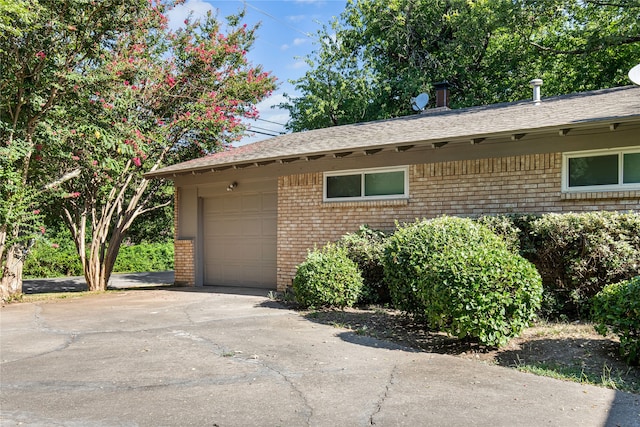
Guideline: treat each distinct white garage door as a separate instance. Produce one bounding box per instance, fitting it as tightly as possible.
[203,190,277,288]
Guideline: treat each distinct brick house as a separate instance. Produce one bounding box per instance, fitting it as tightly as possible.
[147,85,640,291]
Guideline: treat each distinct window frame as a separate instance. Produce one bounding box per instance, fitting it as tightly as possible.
[562,147,640,193]
[323,166,409,202]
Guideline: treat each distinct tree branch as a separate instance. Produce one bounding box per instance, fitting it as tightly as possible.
[44,168,81,189]
[530,35,640,55]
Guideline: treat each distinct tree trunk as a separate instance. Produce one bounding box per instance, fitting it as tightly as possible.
[1,244,24,301]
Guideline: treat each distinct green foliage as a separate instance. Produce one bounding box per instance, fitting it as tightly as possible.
[284,0,640,130]
[0,0,32,40]
[24,233,174,278]
[384,216,542,347]
[592,277,640,365]
[337,225,390,305]
[113,242,174,273]
[293,243,363,309]
[527,212,640,318]
[23,236,83,279]
[474,215,524,254]
[1,0,276,292]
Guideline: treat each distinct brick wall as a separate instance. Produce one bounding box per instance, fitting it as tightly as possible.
[174,239,195,286]
[276,152,640,290]
[173,188,195,286]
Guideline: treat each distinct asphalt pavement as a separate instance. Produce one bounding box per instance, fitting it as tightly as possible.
[1,277,639,426]
[22,271,175,293]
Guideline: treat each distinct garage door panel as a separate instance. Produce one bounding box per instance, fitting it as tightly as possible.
[241,194,263,212]
[203,190,277,289]
[223,197,242,213]
[242,219,263,237]
[262,218,277,236]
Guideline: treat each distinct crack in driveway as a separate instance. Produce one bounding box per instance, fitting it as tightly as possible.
[369,364,398,425]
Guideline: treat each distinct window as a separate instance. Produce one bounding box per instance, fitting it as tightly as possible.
[563,148,640,192]
[324,167,408,201]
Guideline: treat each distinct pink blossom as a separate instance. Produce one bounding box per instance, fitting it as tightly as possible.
[36,51,46,60]
[71,155,80,160]
[133,157,142,167]
[39,226,46,234]
[69,192,81,198]
[165,75,176,87]
[92,160,98,166]
[33,209,40,215]
[51,243,59,249]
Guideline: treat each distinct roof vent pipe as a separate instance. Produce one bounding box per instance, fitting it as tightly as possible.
[434,81,450,108]
[530,79,543,105]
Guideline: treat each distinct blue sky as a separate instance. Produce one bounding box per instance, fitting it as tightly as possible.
[167,0,348,145]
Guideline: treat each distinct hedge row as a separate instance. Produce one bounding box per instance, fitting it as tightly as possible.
[292,212,639,354]
[293,218,542,347]
[24,239,174,278]
[480,212,640,318]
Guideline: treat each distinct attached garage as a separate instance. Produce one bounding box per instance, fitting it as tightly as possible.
[202,189,277,288]
[173,177,278,289]
[148,86,640,292]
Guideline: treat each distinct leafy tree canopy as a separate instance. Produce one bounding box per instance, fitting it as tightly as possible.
[282,0,640,132]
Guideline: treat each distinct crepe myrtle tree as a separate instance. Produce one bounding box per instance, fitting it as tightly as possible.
[36,5,276,291]
[0,0,150,300]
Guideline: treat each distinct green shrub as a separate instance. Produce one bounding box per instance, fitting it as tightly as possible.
[293,243,363,308]
[475,214,524,254]
[24,236,174,278]
[592,276,640,365]
[527,212,640,318]
[24,238,83,278]
[113,242,174,272]
[337,225,390,304]
[384,216,542,347]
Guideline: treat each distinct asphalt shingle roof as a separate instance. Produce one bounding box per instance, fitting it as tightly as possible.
[148,85,640,178]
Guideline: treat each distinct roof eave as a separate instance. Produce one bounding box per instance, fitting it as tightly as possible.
[145,114,640,180]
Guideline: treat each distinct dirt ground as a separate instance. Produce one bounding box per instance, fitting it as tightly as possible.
[301,306,640,394]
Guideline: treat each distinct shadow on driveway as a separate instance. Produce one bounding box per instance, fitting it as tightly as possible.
[23,271,175,294]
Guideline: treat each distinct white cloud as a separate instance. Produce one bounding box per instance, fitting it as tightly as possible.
[287,15,307,23]
[281,37,308,50]
[290,60,308,69]
[237,93,291,146]
[166,0,215,30]
[293,37,307,46]
[257,93,288,110]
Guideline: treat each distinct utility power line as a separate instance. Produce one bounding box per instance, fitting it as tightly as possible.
[250,129,280,137]
[241,1,312,38]
[256,117,287,127]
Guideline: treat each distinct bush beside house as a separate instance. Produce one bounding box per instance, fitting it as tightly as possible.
[592,276,640,365]
[293,243,363,308]
[293,211,638,358]
[477,212,640,318]
[383,217,542,347]
[337,225,390,305]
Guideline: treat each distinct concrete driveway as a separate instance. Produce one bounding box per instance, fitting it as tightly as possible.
[1,286,639,427]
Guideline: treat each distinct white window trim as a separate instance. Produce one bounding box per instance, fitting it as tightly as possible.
[323,166,409,202]
[562,147,640,193]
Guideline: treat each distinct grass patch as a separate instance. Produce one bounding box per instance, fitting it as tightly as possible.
[12,290,121,304]
[514,359,639,394]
